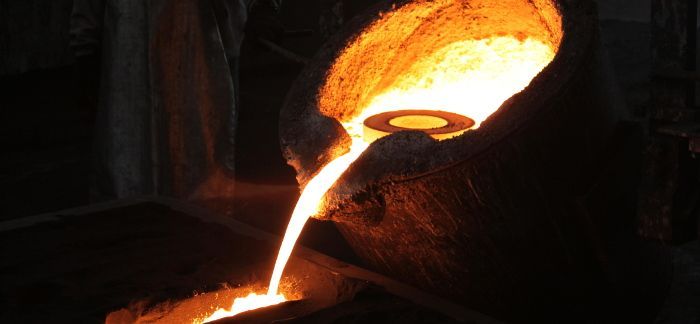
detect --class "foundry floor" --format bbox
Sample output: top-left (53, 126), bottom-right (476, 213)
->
top-left (0, 199), bottom-right (473, 323)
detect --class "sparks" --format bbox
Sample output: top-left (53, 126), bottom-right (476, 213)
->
top-left (202, 293), bottom-right (286, 322)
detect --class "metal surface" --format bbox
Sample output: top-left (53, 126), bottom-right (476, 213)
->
top-left (685, 0), bottom-right (697, 107)
top-left (256, 37), bottom-right (309, 65)
top-left (657, 122), bottom-right (700, 153)
top-left (642, 0), bottom-right (700, 242)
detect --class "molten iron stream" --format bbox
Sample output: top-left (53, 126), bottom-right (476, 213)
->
top-left (202, 142), bottom-right (367, 323)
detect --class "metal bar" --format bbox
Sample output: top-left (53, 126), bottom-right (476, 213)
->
top-left (283, 29), bottom-right (314, 38)
top-left (653, 69), bottom-right (700, 81)
top-left (255, 37), bottom-right (310, 65)
top-left (686, 0), bottom-right (698, 108)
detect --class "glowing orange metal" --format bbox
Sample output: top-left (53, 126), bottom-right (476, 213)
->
top-left (202, 2), bottom-right (557, 322)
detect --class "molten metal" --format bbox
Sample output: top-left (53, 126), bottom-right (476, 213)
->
top-left (201, 143), bottom-right (368, 323)
top-left (203, 293), bottom-right (286, 322)
top-left (363, 109), bottom-right (475, 142)
top-left (203, 2), bottom-right (558, 322)
top-left (335, 36), bottom-right (555, 143)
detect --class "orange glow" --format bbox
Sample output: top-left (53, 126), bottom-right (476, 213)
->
top-left (388, 115), bottom-right (449, 129)
top-left (203, 0), bottom-right (561, 321)
top-left (266, 140), bottom-right (369, 295)
top-left (339, 36), bottom-right (556, 143)
top-left (201, 142), bottom-right (368, 323)
top-left (202, 293), bottom-right (286, 322)
top-left (263, 35), bottom-right (555, 319)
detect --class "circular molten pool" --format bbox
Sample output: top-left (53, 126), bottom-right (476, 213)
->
top-left (363, 110), bottom-right (475, 142)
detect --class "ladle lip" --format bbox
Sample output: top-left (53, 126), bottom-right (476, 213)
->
top-left (363, 109), bottom-right (475, 142)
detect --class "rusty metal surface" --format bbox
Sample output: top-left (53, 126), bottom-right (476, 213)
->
top-left (149, 0), bottom-right (237, 202)
top-left (93, 0), bottom-right (152, 198)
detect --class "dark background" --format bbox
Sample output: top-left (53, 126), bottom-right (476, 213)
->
top-left (2, 1), bottom-right (700, 322)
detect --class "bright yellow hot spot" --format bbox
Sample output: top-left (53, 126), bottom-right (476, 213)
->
top-left (202, 293), bottom-right (286, 323)
top-left (388, 115), bottom-right (449, 129)
top-left (339, 37), bottom-right (555, 143)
